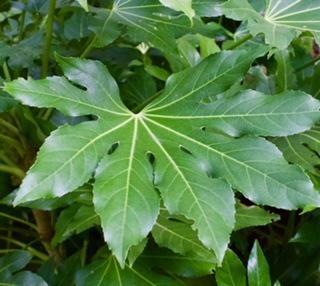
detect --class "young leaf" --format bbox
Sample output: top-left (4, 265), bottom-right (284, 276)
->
top-left (247, 241), bottom-right (271, 286)
top-left (222, 0), bottom-right (320, 49)
top-left (215, 250), bottom-right (246, 286)
top-left (5, 49), bottom-right (320, 267)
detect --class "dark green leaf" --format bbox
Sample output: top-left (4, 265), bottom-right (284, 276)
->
top-left (247, 241), bottom-right (271, 286)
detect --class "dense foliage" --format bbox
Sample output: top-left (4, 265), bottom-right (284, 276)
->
top-left (0, 0), bottom-right (320, 285)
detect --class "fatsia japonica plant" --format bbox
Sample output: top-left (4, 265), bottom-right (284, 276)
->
top-left (1, 0), bottom-right (320, 285)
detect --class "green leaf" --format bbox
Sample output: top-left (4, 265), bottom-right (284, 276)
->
top-left (64, 9), bottom-right (91, 40)
top-left (152, 89), bottom-right (320, 137)
top-left (247, 241), bottom-right (271, 286)
top-left (53, 204), bottom-right (99, 245)
top-left (12, 271), bottom-right (48, 286)
top-left (159, 0), bottom-right (195, 22)
top-left (222, 0), bottom-right (320, 49)
top-left (76, 0), bottom-right (88, 11)
top-left (120, 68), bottom-right (157, 110)
top-left (88, 11), bottom-right (121, 48)
top-left (111, 0), bottom-right (188, 55)
top-left (5, 49), bottom-right (320, 267)
top-left (0, 91), bottom-right (17, 112)
top-left (142, 247), bottom-right (214, 278)
top-left (76, 256), bottom-right (180, 286)
top-left (235, 202), bottom-right (280, 231)
top-left (272, 125), bottom-right (320, 176)
top-left (290, 210), bottom-right (320, 245)
top-left (145, 65), bottom-right (170, 81)
top-left (275, 49), bottom-right (297, 92)
top-left (215, 250), bottom-right (246, 286)
top-left (0, 251), bottom-right (32, 282)
top-left (127, 238), bottom-right (148, 267)
top-left (152, 209), bottom-right (216, 274)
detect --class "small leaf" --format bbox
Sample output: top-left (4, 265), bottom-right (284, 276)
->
top-left (247, 241), bottom-right (271, 286)
top-left (215, 250), bottom-right (246, 286)
top-left (235, 202), bottom-right (280, 231)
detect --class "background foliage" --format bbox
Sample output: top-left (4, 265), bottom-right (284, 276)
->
top-left (0, 0), bottom-right (320, 285)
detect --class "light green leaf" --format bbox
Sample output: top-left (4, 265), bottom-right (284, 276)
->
top-left (235, 202), bottom-right (280, 231)
top-left (248, 241), bottom-right (271, 286)
top-left (215, 250), bottom-right (246, 286)
top-left (159, 0), bottom-right (195, 22)
top-left (222, 0), bottom-right (320, 49)
top-left (5, 49), bottom-right (320, 267)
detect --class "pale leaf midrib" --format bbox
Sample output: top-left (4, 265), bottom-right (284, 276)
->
top-left (140, 118), bottom-right (221, 253)
top-left (7, 86), bottom-right (129, 116)
top-left (145, 117), bottom-right (318, 203)
top-left (16, 118), bottom-right (133, 203)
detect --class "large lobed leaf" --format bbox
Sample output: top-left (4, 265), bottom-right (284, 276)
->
top-left (222, 0), bottom-right (320, 49)
top-left (4, 48), bottom-right (320, 266)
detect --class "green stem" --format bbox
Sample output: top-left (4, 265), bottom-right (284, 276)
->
top-left (0, 212), bottom-right (37, 230)
top-left (2, 61), bottom-right (11, 81)
top-left (42, 107), bottom-right (54, 120)
top-left (81, 239), bottom-right (88, 266)
top-left (0, 236), bottom-right (49, 261)
top-left (0, 134), bottom-right (24, 157)
top-left (295, 56), bottom-right (320, 72)
top-left (41, 0), bottom-right (57, 78)
top-left (0, 164), bottom-right (25, 179)
top-left (0, 118), bottom-right (20, 137)
top-left (227, 34), bottom-right (253, 50)
top-left (0, 152), bottom-right (16, 166)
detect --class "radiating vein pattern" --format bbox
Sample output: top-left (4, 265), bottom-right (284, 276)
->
top-left (222, 0), bottom-right (320, 48)
top-left (4, 51), bottom-right (320, 267)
